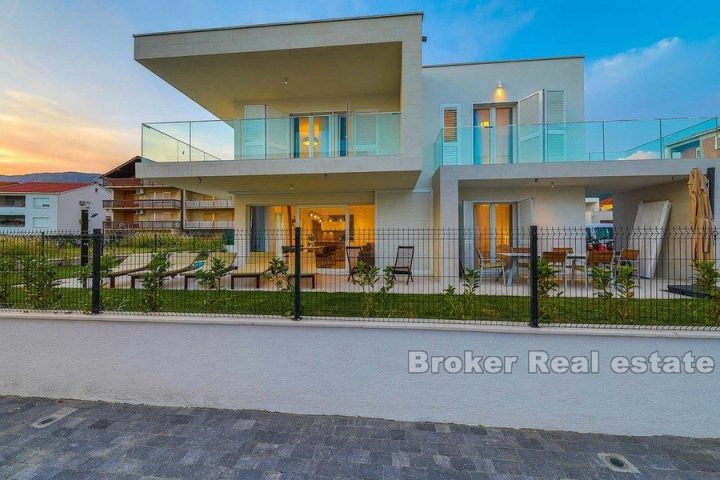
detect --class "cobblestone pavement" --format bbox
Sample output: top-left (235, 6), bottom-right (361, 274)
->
top-left (1, 396), bottom-right (719, 480)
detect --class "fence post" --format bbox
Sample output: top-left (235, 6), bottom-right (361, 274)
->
top-left (293, 226), bottom-right (302, 321)
top-left (91, 228), bottom-right (103, 314)
top-left (529, 225), bottom-right (539, 328)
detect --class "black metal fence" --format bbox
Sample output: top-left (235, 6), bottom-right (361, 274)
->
top-left (0, 226), bottom-right (718, 329)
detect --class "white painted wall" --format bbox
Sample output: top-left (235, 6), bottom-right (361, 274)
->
top-left (420, 57), bottom-right (585, 189)
top-left (57, 185), bottom-right (111, 231)
top-left (1, 314), bottom-right (718, 438)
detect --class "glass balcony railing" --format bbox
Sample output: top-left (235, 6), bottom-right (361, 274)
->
top-left (434, 116), bottom-right (720, 168)
top-left (142, 112), bottom-right (401, 162)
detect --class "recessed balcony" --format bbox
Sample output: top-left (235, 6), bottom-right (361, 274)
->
top-left (185, 200), bottom-right (233, 209)
top-left (142, 113), bottom-right (401, 162)
top-left (435, 116), bottom-right (720, 168)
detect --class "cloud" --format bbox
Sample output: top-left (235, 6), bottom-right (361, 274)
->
top-left (586, 36), bottom-right (720, 119)
top-left (0, 89), bottom-right (134, 175)
top-left (618, 150), bottom-right (660, 161)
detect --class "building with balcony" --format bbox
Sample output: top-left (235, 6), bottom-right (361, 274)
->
top-left (102, 157), bottom-right (235, 232)
top-left (0, 182), bottom-right (109, 233)
top-left (132, 12), bottom-right (720, 276)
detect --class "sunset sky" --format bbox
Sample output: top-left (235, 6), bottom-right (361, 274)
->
top-left (1, 0), bottom-right (719, 175)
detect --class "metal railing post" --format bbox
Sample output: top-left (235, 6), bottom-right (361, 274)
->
top-left (293, 226), bottom-right (302, 321)
top-left (529, 225), bottom-right (539, 328)
top-left (91, 228), bottom-right (103, 314)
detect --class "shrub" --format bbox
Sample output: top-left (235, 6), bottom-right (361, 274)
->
top-left (262, 257), bottom-right (293, 317)
top-left (195, 257), bottom-right (228, 309)
top-left (140, 254), bottom-right (170, 312)
top-left (693, 260), bottom-right (720, 325)
top-left (537, 258), bottom-right (563, 320)
top-left (21, 256), bottom-right (61, 309)
top-left (0, 257), bottom-right (16, 307)
top-left (352, 261), bottom-right (396, 317)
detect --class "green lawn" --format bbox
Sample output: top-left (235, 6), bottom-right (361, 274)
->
top-left (2, 288), bottom-right (718, 327)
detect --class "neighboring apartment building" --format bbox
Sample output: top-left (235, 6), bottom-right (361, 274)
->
top-left (131, 12), bottom-right (720, 276)
top-left (0, 182), bottom-right (109, 232)
top-left (102, 157), bottom-right (234, 232)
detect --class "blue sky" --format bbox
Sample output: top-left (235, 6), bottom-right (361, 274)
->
top-left (0, 0), bottom-right (719, 173)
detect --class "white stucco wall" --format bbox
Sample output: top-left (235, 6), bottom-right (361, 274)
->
top-left (420, 57), bottom-right (585, 190)
top-left (1, 313), bottom-right (718, 438)
top-left (57, 185), bottom-right (111, 232)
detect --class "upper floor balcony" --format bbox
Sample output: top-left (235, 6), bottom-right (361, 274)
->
top-left (434, 116), bottom-right (720, 168)
top-left (185, 199), bottom-right (234, 209)
top-left (103, 177), bottom-right (168, 188)
top-left (142, 112), bottom-right (401, 162)
top-left (103, 199), bottom-right (182, 210)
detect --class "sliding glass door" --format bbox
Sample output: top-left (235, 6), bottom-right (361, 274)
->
top-left (473, 106), bottom-right (514, 164)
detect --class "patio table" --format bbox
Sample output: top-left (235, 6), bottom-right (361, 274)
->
top-left (498, 252), bottom-right (586, 286)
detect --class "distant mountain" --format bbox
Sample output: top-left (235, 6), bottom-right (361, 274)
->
top-left (0, 172), bottom-right (101, 184)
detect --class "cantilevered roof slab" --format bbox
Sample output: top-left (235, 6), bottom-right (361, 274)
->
top-left (134, 13), bottom-right (421, 119)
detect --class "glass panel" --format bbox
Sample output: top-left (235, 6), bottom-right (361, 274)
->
top-left (300, 207), bottom-right (346, 269)
top-left (474, 204), bottom-right (491, 258)
top-left (314, 116), bottom-right (330, 158)
top-left (473, 109), bottom-right (491, 164)
top-left (495, 108), bottom-right (513, 164)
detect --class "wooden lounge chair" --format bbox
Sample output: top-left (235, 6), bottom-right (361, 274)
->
top-left (130, 252), bottom-right (199, 289)
top-left (108, 253), bottom-right (154, 288)
top-left (183, 252), bottom-right (237, 290)
top-left (390, 246), bottom-right (414, 284)
top-left (286, 252), bottom-right (318, 289)
top-left (230, 252), bottom-right (273, 289)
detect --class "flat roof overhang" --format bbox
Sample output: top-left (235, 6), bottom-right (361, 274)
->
top-left (437, 158), bottom-right (720, 193)
top-left (134, 15), bottom-right (417, 119)
top-left (136, 156), bottom-right (421, 196)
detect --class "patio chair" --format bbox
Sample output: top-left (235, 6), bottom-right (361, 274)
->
top-left (108, 253), bottom-right (154, 288)
top-left (346, 246), bottom-right (362, 282)
top-left (613, 248), bottom-right (640, 280)
top-left (475, 248), bottom-right (504, 281)
top-left (390, 246), bottom-right (414, 284)
top-left (130, 252), bottom-right (199, 289)
top-left (571, 250), bottom-right (614, 286)
top-left (553, 246), bottom-right (575, 270)
top-left (230, 252), bottom-right (273, 289)
top-left (512, 247), bottom-right (530, 281)
top-left (183, 252), bottom-right (237, 290)
top-left (286, 252), bottom-right (318, 289)
top-left (541, 250), bottom-right (568, 289)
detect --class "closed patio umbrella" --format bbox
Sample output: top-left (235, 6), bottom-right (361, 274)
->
top-left (688, 168), bottom-right (716, 261)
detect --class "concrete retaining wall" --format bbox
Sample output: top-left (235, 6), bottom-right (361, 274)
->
top-left (0, 313), bottom-right (718, 437)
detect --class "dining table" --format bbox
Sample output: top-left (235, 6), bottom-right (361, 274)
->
top-left (498, 252), bottom-right (586, 286)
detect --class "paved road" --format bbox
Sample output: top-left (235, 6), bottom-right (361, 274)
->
top-left (0, 396), bottom-right (718, 479)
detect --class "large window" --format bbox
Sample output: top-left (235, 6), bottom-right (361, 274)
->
top-left (0, 215), bottom-right (25, 227)
top-left (0, 196), bottom-right (25, 208)
top-left (474, 105), bottom-right (514, 164)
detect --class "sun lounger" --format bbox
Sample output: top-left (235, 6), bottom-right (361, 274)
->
top-left (286, 252), bottom-right (318, 289)
top-left (130, 252), bottom-right (199, 289)
top-left (108, 253), bottom-right (154, 288)
top-left (183, 252), bottom-right (237, 289)
top-left (230, 252), bottom-right (273, 289)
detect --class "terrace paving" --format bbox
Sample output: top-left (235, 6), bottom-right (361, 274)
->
top-left (1, 396), bottom-right (719, 479)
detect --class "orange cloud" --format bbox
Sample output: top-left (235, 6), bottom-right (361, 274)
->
top-left (0, 89), bottom-right (136, 175)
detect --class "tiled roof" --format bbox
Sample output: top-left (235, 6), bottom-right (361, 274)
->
top-left (0, 182), bottom-right (94, 194)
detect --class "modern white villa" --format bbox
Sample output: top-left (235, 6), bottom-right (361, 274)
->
top-left (133, 12), bottom-right (720, 278)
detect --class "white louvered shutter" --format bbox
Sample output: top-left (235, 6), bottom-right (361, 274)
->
top-left (442, 105), bottom-right (459, 165)
top-left (517, 92), bottom-right (543, 163)
top-left (544, 90), bottom-right (566, 161)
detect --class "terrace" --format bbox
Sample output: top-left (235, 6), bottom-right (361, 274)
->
top-left (434, 116), bottom-right (720, 167)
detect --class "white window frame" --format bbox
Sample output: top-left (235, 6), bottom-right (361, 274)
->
top-left (33, 197), bottom-right (51, 209)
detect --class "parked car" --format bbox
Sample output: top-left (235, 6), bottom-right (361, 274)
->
top-left (586, 223), bottom-right (614, 251)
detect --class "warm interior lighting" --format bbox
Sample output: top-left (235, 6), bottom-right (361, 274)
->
top-left (302, 137), bottom-right (319, 147)
top-left (480, 120), bottom-right (491, 128)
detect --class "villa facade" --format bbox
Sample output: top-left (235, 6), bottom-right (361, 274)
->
top-left (133, 12), bottom-right (720, 277)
